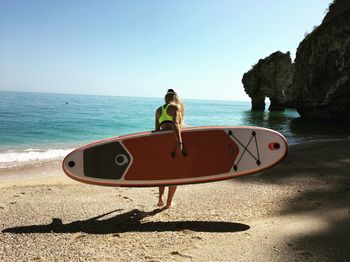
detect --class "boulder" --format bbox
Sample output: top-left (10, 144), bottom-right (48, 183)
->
top-left (242, 51), bottom-right (293, 111)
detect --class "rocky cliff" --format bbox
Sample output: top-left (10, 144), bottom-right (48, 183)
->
top-left (293, 0), bottom-right (350, 119)
top-left (242, 0), bottom-right (350, 119)
top-left (242, 51), bottom-right (292, 111)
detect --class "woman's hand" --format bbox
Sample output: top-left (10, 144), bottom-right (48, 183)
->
top-left (176, 142), bottom-right (183, 153)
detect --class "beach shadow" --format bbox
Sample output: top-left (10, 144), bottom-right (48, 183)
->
top-left (234, 139), bottom-right (350, 260)
top-left (2, 208), bottom-right (250, 234)
top-left (289, 117), bottom-right (350, 139)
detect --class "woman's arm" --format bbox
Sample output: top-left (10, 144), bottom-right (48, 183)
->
top-left (170, 105), bottom-right (183, 150)
top-left (155, 108), bottom-right (160, 131)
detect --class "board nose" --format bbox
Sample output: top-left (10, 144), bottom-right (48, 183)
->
top-left (62, 148), bottom-right (85, 180)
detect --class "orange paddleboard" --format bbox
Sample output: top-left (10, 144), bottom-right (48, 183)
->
top-left (62, 126), bottom-right (288, 187)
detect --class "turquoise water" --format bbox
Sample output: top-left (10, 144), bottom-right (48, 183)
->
top-left (1, 91), bottom-right (349, 168)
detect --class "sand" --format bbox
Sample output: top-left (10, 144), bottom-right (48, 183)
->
top-left (1, 139), bottom-right (350, 261)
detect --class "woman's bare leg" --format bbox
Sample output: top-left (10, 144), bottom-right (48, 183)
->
top-left (157, 186), bottom-right (165, 206)
top-left (165, 186), bottom-right (177, 208)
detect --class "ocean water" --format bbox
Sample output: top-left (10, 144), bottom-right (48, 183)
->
top-left (1, 91), bottom-right (350, 169)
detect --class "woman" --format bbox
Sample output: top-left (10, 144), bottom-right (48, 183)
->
top-left (155, 89), bottom-right (185, 208)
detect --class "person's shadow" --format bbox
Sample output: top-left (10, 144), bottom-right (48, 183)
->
top-left (2, 208), bottom-right (250, 234)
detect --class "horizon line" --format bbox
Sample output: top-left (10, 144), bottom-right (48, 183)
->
top-left (0, 90), bottom-right (251, 103)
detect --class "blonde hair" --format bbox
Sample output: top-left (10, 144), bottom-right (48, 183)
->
top-left (165, 90), bottom-right (185, 127)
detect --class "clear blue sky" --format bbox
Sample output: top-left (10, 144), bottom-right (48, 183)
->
top-left (0, 0), bottom-right (331, 101)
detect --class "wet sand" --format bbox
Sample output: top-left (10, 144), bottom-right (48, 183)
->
top-left (1, 139), bottom-right (350, 261)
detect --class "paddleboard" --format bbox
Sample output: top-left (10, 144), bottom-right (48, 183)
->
top-left (62, 126), bottom-right (288, 187)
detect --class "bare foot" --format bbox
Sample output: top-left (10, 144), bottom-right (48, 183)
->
top-left (165, 201), bottom-right (175, 209)
top-left (157, 199), bottom-right (165, 207)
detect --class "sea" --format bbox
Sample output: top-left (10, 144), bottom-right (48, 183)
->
top-left (1, 91), bottom-right (350, 170)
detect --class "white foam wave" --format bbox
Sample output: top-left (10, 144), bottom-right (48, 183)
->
top-left (0, 148), bottom-right (73, 169)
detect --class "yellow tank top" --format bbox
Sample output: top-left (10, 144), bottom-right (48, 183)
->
top-left (159, 104), bottom-right (173, 125)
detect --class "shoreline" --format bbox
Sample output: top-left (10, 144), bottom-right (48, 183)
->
top-left (1, 139), bottom-right (350, 261)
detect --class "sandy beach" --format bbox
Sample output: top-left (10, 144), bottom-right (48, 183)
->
top-left (1, 139), bottom-right (350, 261)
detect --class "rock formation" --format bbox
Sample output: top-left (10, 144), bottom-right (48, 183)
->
top-left (293, 0), bottom-right (350, 119)
top-left (242, 51), bottom-right (292, 111)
